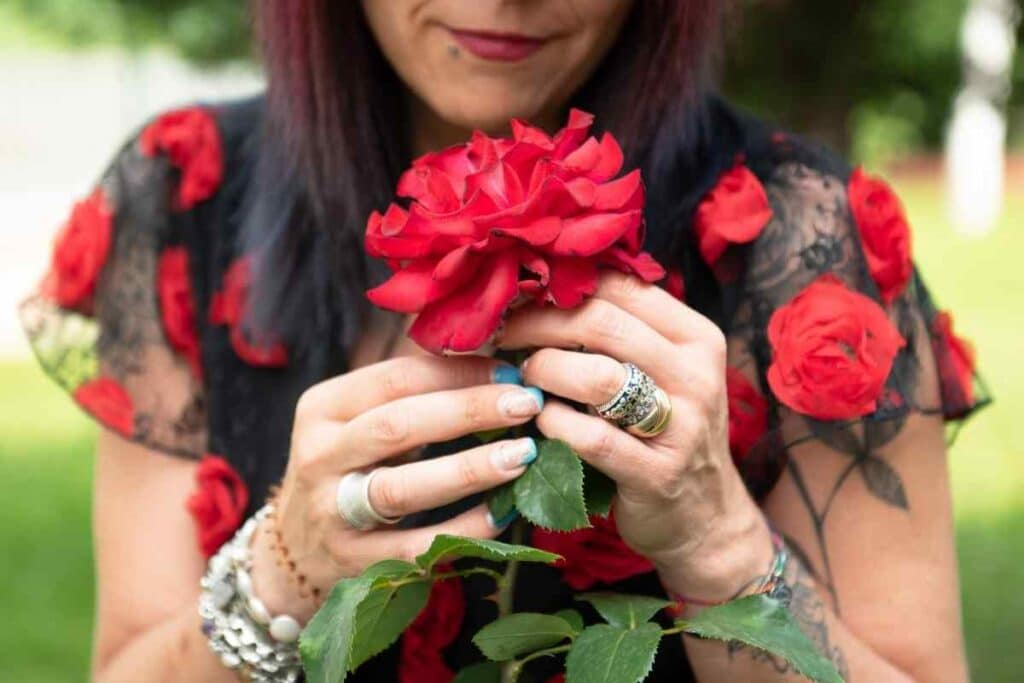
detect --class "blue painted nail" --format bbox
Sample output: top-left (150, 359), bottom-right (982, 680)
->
top-left (521, 437), bottom-right (538, 466)
top-left (524, 386), bottom-right (545, 411)
top-left (494, 509), bottom-right (520, 529)
top-left (492, 363), bottom-right (523, 385)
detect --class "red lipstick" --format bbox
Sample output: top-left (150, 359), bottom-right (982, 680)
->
top-left (447, 28), bottom-right (547, 62)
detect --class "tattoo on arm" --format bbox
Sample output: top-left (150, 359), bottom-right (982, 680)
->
top-left (726, 557), bottom-right (850, 681)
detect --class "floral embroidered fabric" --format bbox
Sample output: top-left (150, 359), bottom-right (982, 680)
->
top-left (20, 96), bottom-right (988, 682)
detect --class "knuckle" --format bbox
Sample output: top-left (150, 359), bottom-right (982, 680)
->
top-left (592, 358), bottom-right (626, 400)
top-left (294, 386), bottom-right (322, 423)
top-left (607, 271), bottom-right (641, 298)
top-left (462, 391), bottom-right (489, 428)
top-left (371, 472), bottom-right (405, 516)
top-left (584, 427), bottom-right (618, 461)
top-left (584, 300), bottom-right (628, 343)
top-left (380, 361), bottom-right (415, 401)
top-left (454, 450), bottom-right (484, 489)
top-left (369, 405), bottom-right (410, 444)
top-left (703, 326), bottom-right (728, 364)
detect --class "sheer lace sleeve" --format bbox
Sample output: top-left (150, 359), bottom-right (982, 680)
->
top-left (19, 117), bottom-right (216, 459)
top-left (717, 158), bottom-right (989, 500)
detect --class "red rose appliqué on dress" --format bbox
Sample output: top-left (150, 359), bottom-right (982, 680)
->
top-left (45, 187), bottom-right (114, 312)
top-left (73, 376), bottom-right (134, 438)
top-left (209, 257), bottom-right (288, 367)
top-left (399, 569), bottom-right (465, 683)
top-left (365, 109), bottom-right (665, 354)
top-left (186, 455), bottom-right (249, 558)
top-left (531, 514), bottom-right (653, 591)
top-left (157, 247), bottom-right (203, 379)
top-left (931, 310), bottom-right (977, 418)
top-left (140, 107), bottom-right (224, 211)
top-left (726, 367), bottom-right (768, 463)
top-left (694, 163), bottom-right (773, 267)
top-left (766, 275), bottom-right (906, 421)
top-left (848, 168), bottom-right (913, 303)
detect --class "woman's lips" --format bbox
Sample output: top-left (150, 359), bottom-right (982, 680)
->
top-left (447, 28), bottom-right (547, 62)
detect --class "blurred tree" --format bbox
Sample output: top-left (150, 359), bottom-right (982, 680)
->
top-left (6, 0), bottom-right (1023, 159)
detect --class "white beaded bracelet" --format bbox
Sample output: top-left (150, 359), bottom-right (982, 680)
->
top-left (199, 504), bottom-right (303, 682)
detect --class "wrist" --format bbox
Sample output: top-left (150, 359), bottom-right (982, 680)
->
top-left (249, 517), bottom-right (320, 624)
top-left (652, 497), bottom-right (773, 607)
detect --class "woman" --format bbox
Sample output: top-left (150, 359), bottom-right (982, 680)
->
top-left (22, 1), bottom-right (986, 681)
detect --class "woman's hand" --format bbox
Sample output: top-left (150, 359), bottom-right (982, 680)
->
top-left (499, 272), bottom-right (772, 599)
top-left (249, 355), bottom-right (544, 621)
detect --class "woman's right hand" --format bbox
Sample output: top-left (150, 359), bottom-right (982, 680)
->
top-left (249, 355), bottom-right (543, 622)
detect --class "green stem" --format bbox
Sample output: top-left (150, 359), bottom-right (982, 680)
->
top-left (499, 520), bottom-right (525, 683)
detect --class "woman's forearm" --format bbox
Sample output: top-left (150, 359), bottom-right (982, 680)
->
top-left (679, 555), bottom-right (917, 683)
top-left (93, 603), bottom-right (237, 683)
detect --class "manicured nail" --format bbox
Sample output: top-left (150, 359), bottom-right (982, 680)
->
top-left (498, 388), bottom-right (543, 418)
top-left (491, 438), bottom-right (537, 471)
top-left (487, 509), bottom-right (520, 529)
top-left (525, 386), bottom-right (544, 411)
top-left (492, 363), bottom-right (523, 386)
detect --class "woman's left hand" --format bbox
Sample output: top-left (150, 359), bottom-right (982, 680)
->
top-left (498, 272), bottom-right (771, 598)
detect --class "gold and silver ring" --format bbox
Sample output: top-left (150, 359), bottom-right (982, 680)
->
top-left (594, 363), bottom-right (672, 439)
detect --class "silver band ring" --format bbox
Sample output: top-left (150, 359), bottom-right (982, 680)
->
top-left (335, 469), bottom-right (403, 531)
top-left (594, 362), bottom-right (672, 438)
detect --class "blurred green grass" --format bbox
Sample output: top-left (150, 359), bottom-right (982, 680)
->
top-left (0, 180), bottom-right (1021, 681)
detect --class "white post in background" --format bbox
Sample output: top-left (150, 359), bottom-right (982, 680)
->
top-left (946, 0), bottom-right (1020, 236)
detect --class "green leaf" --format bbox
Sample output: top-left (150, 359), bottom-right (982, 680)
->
top-left (578, 593), bottom-right (672, 629)
top-left (415, 534), bottom-right (560, 572)
top-left (473, 613), bottom-right (577, 661)
top-left (565, 623), bottom-right (661, 683)
top-left (583, 462), bottom-right (616, 517)
top-left (487, 480), bottom-right (517, 523)
top-left (554, 608), bottom-right (585, 634)
top-left (514, 439), bottom-right (589, 531)
top-left (349, 579), bottom-right (430, 668)
top-left (452, 661), bottom-right (502, 683)
top-left (300, 560), bottom-right (420, 683)
top-left (681, 595), bottom-right (844, 683)
top-left (475, 427), bottom-right (510, 444)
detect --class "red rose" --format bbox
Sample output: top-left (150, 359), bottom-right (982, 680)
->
top-left (726, 367), bottom-right (768, 463)
top-left (766, 275), bottom-right (906, 420)
top-left (848, 168), bottom-right (913, 303)
top-left (662, 268), bottom-right (686, 302)
top-left (365, 109), bottom-right (665, 354)
top-left (546, 675), bottom-right (566, 683)
top-left (694, 163), bottom-right (773, 266)
top-left (186, 455), bottom-right (249, 558)
top-left (73, 376), bottom-right (134, 437)
top-left (531, 514), bottom-right (653, 590)
top-left (140, 107), bottom-right (224, 211)
top-left (45, 188), bottom-right (114, 312)
top-left (399, 570), bottom-right (465, 683)
top-left (157, 247), bottom-right (203, 379)
top-left (931, 311), bottom-right (977, 418)
top-left (209, 258), bottom-right (288, 367)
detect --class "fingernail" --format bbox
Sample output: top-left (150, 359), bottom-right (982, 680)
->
top-left (491, 438), bottom-right (537, 471)
top-left (525, 386), bottom-right (544, 411)
top-left (487, 509), bottom-right (520, 529)
top-left (492, 363), bottom-right (523, 385)
top-left (498, 388), bottom-right (543, 418)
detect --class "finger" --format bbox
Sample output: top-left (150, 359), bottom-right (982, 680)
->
top-left (297, 355), bottom-right (522, 422)
top-left (498, 299), bottom-right (680, 386)
top-left (535, 400), bottom-right (661, 491)
top-left (357, 504), bottom-right (505, 564)
top-left (592, 271), bottom-right (720, 345)
top-left (522, 348), bottom-right (628, 407)
top-left (366, 438), bottom-right (537, 518)
top-left (341, 384), bottom-right (545, 467)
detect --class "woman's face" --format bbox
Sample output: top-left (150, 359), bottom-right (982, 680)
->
top-left (361, 0), bottom-right (634, 135)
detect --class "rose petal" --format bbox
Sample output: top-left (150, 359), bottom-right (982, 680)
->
top-left (409, 252), bottom-right (520, 353)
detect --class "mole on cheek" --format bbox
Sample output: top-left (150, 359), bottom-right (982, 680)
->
top-left (448, 44), bottom-right (460, 58)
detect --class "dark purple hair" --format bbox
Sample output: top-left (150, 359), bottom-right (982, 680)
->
top-left (246, 1), bottom-right (735, 352)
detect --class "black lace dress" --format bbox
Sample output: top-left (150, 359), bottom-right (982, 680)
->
top-left (21, 95), bottom-right (988, 682)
